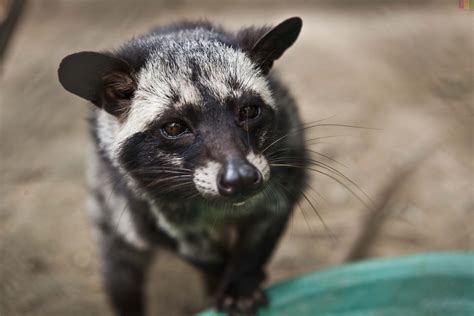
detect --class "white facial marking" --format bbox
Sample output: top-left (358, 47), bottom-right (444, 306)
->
top-left (115, 65), bottom-right (202, 147)
top-left (168, 155), bottom-right (184, 167)
top-left (247, 151), bottom-right (271, 182)
top-left (193, 161), bottom-right (221, 197)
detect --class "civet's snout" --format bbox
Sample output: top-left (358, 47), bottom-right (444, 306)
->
top-left (217, 158), bottom-right (263, 198)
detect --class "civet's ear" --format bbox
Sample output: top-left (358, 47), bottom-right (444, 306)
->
top-left (250, 17), bottom-right (302, 74)
top-left (58, 51), bottom-right (136, 118)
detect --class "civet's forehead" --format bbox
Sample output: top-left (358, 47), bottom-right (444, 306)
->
top-left (116, 28), bottom-right (274, 144)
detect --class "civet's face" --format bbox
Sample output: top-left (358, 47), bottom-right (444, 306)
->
top-left (58, 18), bottom-right (302, 205)
top-left (118, 48), bottom-right (274, 203)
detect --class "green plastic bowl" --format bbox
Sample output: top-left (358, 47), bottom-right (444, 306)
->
top-left (199, 252), bottom-right (474, 316)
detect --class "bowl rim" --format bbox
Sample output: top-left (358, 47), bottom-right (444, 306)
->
top-left (198, 251), bottom-right (474, 315)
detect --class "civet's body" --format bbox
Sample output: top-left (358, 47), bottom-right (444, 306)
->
top-left (59, 18), bottom-right (307, 315)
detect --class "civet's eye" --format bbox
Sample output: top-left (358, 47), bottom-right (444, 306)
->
top-left (238, 105), bottom-right (261, 122)
top-left (160, 122), bottom-right (189, 138)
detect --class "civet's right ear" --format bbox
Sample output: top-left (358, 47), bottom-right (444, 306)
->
top-left (250, 17), bottom-right (303, 74)
top-left (58, 51), bottom-right (136, 118)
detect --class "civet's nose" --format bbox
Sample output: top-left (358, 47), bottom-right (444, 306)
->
top-left (218, 159), bottom-right (263, 197)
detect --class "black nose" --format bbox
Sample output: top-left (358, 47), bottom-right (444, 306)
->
top-left (218, 160), bottom-right (263, 197)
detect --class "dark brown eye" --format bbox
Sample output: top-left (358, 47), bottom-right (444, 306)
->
top-left (160, 122), bottom-right (189, 138)
top-left (239, 105), bottom-right (261, 122)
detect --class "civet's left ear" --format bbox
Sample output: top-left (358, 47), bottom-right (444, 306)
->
top-left (250, 17), bottom-right (302, 74)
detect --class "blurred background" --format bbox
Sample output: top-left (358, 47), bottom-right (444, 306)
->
top-left (0, 0), bottom-right (472, 315)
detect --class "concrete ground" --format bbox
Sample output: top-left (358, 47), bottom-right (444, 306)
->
top-left (0, 1), bottom-right (472, 315)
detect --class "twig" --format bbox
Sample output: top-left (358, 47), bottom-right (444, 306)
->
top-left (0, 0), bottom-right (27, 65)
top-left (343, 144), bottom-right (436, 262)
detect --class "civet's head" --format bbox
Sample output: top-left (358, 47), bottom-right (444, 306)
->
top-left (59, 17), bottom-right (302, 205)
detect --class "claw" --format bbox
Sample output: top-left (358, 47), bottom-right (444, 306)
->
top-left (217, 288), bottom-right (268, 315)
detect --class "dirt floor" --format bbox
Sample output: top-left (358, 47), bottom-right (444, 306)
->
top-left (0, 1), bottom-right (472, 315)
